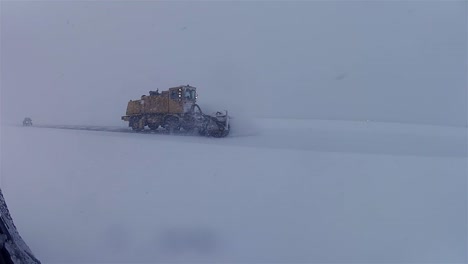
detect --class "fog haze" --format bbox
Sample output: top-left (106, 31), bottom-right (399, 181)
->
top-left (1, 2), bottom-right (467, 263)
top-left (1, 1), bottom-right (466, 126)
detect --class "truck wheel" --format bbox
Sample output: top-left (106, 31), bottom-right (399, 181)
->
top-left (130, 117), bottom-right (143, 131)
top-left (164, 116), bottom-right (180, 134)
top-left (181, 125), bottom-right (195, 133)
top-left (198, 129), bottom-right (206, 136)
top-left (131, 123), bottom-right (143, 131)
top-left (148, 123), bottom-right (159, 130)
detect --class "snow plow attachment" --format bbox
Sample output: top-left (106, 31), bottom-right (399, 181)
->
top-left (191, 105), bottom-right (230, 138)
top-left (202, 111), bottom-right (230, 138)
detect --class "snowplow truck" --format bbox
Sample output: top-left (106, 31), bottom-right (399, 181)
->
top-left (121, 85), bottom-right (230, 137)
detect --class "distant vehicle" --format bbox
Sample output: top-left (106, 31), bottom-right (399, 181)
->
top-left (23, 117), bottom-right (33, 126)
top-left (121, 85), bottom-right (230, 137)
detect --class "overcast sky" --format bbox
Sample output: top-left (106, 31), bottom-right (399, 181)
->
top-left (1, 1), bottom-right (466, 126)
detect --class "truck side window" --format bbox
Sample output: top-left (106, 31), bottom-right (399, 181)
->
top-left (171, 90), bottom-right (178, 99)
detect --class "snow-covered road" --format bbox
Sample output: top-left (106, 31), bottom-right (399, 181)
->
top-left (1, 119), bottom-right (466, 263)
top-left (27, 118), bottom-right (467, 157)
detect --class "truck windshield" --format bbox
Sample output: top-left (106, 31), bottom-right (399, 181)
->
top-left (185, 89), bottom-right (195, 100)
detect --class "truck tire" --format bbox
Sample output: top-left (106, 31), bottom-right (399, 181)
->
top-left (130, 117), bottom-right (143, 131)
top-left (148, 123), bottom-right (159, 130)
top-left (163, 116), bottom-right (181, 134)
